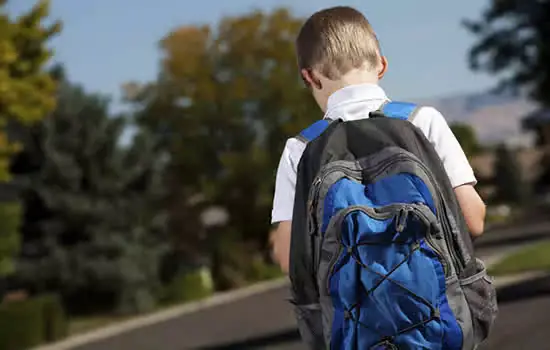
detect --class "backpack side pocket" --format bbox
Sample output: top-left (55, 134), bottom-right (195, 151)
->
top-left (292, 302), bottom-right (325, 350)
top-left (460, 258), bottom-right (498, 344)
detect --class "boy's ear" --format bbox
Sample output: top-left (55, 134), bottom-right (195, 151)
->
top-left (378, 56), bottom-right (388, 80)
top-left (301, 68), bottom-right (322, 90)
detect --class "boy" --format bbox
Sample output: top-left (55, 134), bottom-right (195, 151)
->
top-left (270, 6), bottom-right (486, 274)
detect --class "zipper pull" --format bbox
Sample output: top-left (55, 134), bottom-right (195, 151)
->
top-left (312, 177), bottom-right (322, 187)
top-left (308, 216), bottom-right (316, 235)
top-left (396, 208), bottom-right (409, 232)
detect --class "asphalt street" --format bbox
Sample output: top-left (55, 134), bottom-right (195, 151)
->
top-left (71, 222), bottom-right (550, 350)
top-left (73, 278), bottom-right (550, 350)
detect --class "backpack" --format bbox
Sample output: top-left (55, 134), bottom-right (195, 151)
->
top-left (288, 101), bottom-right (498, 350)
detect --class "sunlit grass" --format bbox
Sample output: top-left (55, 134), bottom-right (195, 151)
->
top-left (489, 241), bottom-right (550, 276)
top-left (68, 315), bottom-right (130, 335)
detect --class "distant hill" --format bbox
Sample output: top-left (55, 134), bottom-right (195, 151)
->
top-left (412, 91), bottom-right (540, 147)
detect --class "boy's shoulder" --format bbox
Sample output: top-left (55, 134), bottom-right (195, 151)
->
top-left (409, 105), bottom-right (452, 136)
top-left (379, 100), bottom-right (447, 125)
top-left (279, 136), bottom-right (307, 173)
top-left (291, 104), bottom-right (449, 138)
top-left (281, 105), bottom-right (452, 169)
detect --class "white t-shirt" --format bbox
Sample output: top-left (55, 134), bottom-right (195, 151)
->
top-left (271, 83), bottom-right (477, 224)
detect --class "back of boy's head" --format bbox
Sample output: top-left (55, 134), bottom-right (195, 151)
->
top-left (296, 6), bottom-right (381, 80)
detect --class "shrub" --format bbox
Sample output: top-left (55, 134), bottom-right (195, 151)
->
top-left (39, 294), bottom-right (68, 342)
top-left (160, 268), bottom-right (213, 305)
top-left (0, 294), bottom-right (67, 350)
top-left (0, 298), bottom-right (44, 350)
top-left (246, 256), bottom-right (283, 282)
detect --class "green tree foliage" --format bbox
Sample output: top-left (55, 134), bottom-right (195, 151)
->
top-left (125, 9), bottom-right (319, 286)
top-left (17, 74), bottom-right (168, 315)
top-left (0, 0), bottom-right (61, 179)
top-left (493, 144), bottom-right (527, 204)
top-left (0, 0), bottom-right (60, 278)
top-left (534, 151), bottom-right (550, 193)
top-left (464, 0), bottom-right (550, 105)
top-left (450, 123), bottom-right (481, 158)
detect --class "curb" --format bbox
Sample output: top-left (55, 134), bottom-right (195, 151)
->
top-left (32, 277), bottom-right (289, 350)
top-left (492, 271), bottom-right (550, 289)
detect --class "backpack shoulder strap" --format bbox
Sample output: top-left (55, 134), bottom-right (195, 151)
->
top-left (295, 119), bottom-right (332, 144)
top-left (374, 101), bottom-right (422, 122)
top-left (296, 101), bottom-right (421, 144)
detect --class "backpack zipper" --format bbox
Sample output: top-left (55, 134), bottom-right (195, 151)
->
top-left (363, 155), bottom-right (465, 274)
top-left (409, 205), bottom-right (448, 277)
top-left (307, 164), bottom-right (361, 236)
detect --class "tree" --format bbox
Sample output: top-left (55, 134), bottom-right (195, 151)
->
top-left (16, 75), bottom-right (168, 314)
top-left (493, 144), bottom-right (527, 204)
top-left (450, 123), bottom-right (481, 158)
top-left (126, 9), bottom-right (319, 287)
top-left (464, 0), bottom-right (550, 105)
top-left (534, 152), bottom-right (550, 194)
top-left (0, 0), bottom-right (60, 278)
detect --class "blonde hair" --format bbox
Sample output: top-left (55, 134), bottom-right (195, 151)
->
top-left (296, 6), bottom-right (381, 80)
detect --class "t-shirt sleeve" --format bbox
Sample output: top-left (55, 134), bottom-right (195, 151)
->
top-left (271, 142), bottom-right (298, 223)
top-left (413, 107), bottom-right (477, 188)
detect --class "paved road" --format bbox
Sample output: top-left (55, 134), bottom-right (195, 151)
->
top-left (256, 295), bottom-right (550, 350)
top-left (74, 286), bottom-right (297, 350)
top-left (200, 276), bottom-right (550, 350)
top-left (478, 296), bottom-right (550, 350)
top-left (70, 223), bottom-right (550, 350)
top-left (73, 278), bottom-right (550, 350)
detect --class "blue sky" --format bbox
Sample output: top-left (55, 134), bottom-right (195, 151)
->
top-left (7, 0), bottom-right (496, 106)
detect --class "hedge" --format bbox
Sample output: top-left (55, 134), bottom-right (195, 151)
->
top-left (40, 294), bottom-right (68, 342)
top-left (0, 294), bottom-right (67, 350)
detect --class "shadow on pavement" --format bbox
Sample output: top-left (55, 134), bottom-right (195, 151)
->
top-left (496, 274), bottom-right (550, 305)
top-left (200, 275), bottom-right (550, 349)
top-left (198, 329), bottom-right (301, 349)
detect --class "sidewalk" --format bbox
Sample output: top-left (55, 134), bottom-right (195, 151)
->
top-left (35, 260), bottom-right (547, 350)
top-left (33, 278), bottom-right (291, 350)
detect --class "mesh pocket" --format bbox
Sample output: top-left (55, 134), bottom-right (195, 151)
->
top-left (293, 303), bottom-right (325, 349)
top-left (460, 258), bottom-right (498, 344)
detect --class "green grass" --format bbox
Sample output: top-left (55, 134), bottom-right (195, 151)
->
top-left (485, 212), bottom-right (510, 225)
top-left (489, 241), bottom-right (550, 276)
top-left (68, 315), bottom-right (130, 335)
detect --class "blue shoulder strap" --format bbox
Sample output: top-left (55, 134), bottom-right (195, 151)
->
top-left (296, 101), bottom-right (420, 144)
top-left (296, 119), bottom-right (331, 144)
top-left (378, 101), bottom-right (420, 121)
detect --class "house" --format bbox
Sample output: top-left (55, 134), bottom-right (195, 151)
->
top-left (469, 148), bottom-right (544, 201)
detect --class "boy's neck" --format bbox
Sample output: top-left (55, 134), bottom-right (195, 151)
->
top-left (319, 68), bottom-right (380, 111)
top-left (326, 68), bottom-right (378, 90)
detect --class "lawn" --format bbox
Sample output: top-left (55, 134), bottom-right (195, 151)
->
top-left (69, 315), bottom-right (131, 335)
top-left (489, 240), bottom-right (550, 276)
